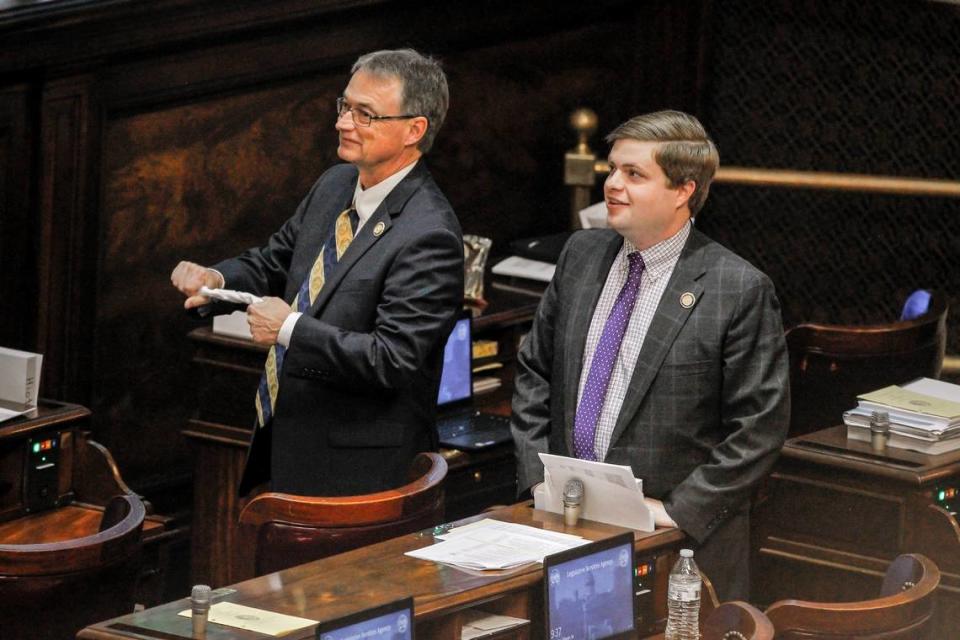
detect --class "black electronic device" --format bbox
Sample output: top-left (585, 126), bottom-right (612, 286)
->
top-left (23, 431), bottom-right (61, 512)
top-left (934, 483), bottom-right (960, 517)
top-left (543, 532), bottom-right (636, 640)
top-left (632, 553), bottom-right (659, 636)
top-left (315, 596), bottom-right (414, 640)
top-left (436, 313), bottom-right (512, 452)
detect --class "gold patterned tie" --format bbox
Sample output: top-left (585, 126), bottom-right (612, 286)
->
top-left (255, 207), bottom-right (359, 427)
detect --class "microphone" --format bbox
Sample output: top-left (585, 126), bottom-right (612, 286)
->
top-left (190, 584), bottom-right (212, 638)
top-left (562, 478), bottom-right (584, 526)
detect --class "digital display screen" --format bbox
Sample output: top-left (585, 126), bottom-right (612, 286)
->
top-left (545, 534), bottom-right (635, 640)
top-left (315, 599), bottom-right (413, 640)
top-left (437, 315), bottom-right (472, 406)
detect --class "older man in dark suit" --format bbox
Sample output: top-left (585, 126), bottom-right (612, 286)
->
top-left (171, 49), bottom-right (463, 497)
top-left (511, 110), bottom-right (789, 600)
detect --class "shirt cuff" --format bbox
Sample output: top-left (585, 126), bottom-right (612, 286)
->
top-left (207, 268), bottom-right (226, 288)
top-left (278, 312), bottom-right (302, 348)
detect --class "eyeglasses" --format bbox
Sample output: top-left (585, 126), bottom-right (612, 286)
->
top-left (336, 97), bottom-right (422, 127)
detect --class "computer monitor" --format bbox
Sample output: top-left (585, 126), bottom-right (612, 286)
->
top-left (436, 313), bottom-right (472, 407)
top-left (314, 597), bottom-right (414, 640)
top-left (543, 532), bottom-right (636, 640)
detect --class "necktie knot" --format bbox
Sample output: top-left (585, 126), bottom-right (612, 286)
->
top-left (627, 252), bottom-right (645, 274)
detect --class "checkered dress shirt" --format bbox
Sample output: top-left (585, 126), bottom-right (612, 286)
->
top-left (577, 222), bottom-right (691, 459)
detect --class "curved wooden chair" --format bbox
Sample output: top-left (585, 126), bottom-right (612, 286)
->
top-left (0, 493), bottom-right (146, 640)
top-left (785, 294), bottom-right (947, 437)
top-left (703, 601), bottom-right (775, 640)
top-left (239, 452), bottom-right (447, 576)
top-left (764, 553), bottom-right (940, 639)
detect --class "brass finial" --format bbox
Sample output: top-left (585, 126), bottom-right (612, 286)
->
top-left (569, 108), bottom-right (598, 155)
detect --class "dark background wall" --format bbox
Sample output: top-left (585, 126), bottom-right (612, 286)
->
top-left (1, 0), bottom-right (957, 505)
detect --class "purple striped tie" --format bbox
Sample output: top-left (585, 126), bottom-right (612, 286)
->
top-left (573, 252), bottom-right (645, 460)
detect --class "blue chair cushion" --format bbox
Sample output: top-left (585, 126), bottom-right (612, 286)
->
top-left (900, 289), bottom-right (932, 321)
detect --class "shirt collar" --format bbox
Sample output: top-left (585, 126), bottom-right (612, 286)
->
top-left (352, 160), bottom-right (419, 231)
top-left (623, 221), bottom-right (691, 279)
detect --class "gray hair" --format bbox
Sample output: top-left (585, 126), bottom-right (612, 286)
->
top-left (605, 110), bottom-right (719, 216)
top-left (352, 49), bottom-right (449, 153)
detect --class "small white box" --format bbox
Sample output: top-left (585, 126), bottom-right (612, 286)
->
top-left (0, 347), bottom-right (43, 407)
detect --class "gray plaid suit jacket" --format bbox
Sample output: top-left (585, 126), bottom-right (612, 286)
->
top-left (510, 227), bottom-right (789, 600)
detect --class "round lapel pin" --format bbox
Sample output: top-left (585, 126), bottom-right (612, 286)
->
top-left (373, 221), bottom-right (386, 237)
top-left (679, 292), bottom-right (696, 308)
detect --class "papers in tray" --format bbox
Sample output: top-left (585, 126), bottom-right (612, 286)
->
top-left (534, 453), bottom-right (654, 532)
top-left (460, 610), bottom-right (529, 639)
top-left (404, 519), bottom-right (588, 570)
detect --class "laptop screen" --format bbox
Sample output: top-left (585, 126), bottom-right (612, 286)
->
top-left (437, 314), bottom-right (472, 407)
top-left (314, 597), bottom-right (414, 640)
top-left (544, 532), bottom-right (636, 640)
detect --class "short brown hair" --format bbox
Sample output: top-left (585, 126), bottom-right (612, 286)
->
top-left (605, 110), bottom-right (719, 215)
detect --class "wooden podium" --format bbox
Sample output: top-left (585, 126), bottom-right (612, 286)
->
top-left (753, 425), bottom-right (960, 636)
top-left (184, 281), bottom-right (542, 587)
top-left (79, 503), bottom-right (686, 640)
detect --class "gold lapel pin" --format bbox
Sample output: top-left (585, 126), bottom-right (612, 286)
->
top-left (373, 221), bottom-right (386, 237)
top-left (680, 292), bottom-right (696, 308)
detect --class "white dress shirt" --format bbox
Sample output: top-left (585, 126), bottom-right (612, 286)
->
top-left (275, 160), bottom-right (419, 346)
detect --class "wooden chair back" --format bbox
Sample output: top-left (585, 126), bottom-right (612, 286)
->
top-left (239, 452), bottom-right (447, 576)
top-left (785, 294), bottom-right (947, 437)
top-left (764, 553), bottom-right (940, 639)
top-left (703, 601), bottom-right (775, 640)
top-left (0, 493), bottom-right (145, 640)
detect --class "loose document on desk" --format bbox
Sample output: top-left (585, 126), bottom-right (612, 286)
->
top-left (405, 519), bottom-right (588, 570)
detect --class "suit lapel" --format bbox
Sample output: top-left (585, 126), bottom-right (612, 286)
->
top-left (563, 232), bottom-right (622, 453)
top-left (605, 230), bottom-right (708, 452)
top-left (308, 162), bottom-right (428, 316)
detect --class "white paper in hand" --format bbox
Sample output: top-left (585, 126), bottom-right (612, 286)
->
top-left (199, 286), bottom-right (263, 306)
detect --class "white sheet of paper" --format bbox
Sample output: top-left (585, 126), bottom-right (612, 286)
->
top-left (0, 406), bottom-right (33, 424)
top-left (407, 519), bottom-right (587, 570)
top-left (199, 286), bottom-right (264, 306)
top-left (536, 453), bottom-right (654, 532)
top-left (177, 602), bottom-right (316, 636)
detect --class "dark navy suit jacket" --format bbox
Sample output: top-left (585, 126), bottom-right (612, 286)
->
top-left (215, 161), bottom-right (463, 497)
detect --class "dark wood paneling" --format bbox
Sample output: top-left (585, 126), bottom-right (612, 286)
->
top-left (3, 0), bottom-right (710, 500)
top-left (0, 84), bottom-right (34, 350)
top-left (37, 76), bottom-right (100, 403)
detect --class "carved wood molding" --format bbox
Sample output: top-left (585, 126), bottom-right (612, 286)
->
top-left (37, 75), bottom-right (99, 402)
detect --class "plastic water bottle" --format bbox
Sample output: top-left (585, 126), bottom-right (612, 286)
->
top-left (664, 548), bottom-right (701, 640)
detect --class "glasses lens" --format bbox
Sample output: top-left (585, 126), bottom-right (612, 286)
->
top-left (335, 98), bottom-right (372, 126)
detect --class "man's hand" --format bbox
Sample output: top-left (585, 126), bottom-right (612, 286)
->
top-left (644, 497), bottom-right (678, 528)
top-left (247, 297), bottom-right (292, 345)
top-left (171, 261), bottom-right (222, 309)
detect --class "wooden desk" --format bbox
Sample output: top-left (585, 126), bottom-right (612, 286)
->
top-left (0, 404), bottom-right (180, 606)
top-left (752, 425), bottom-right (960, 636)
top-left (80, 503), bottom-right (685, 640)
top-left (0, 400), bottom-right (90, 520)
top-left (184, 281), bottom-right (542, 587)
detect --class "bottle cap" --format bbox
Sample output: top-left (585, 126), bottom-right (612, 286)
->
top-left (680, 548), bottom-right (694, 558)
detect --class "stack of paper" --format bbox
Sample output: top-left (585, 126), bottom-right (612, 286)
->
top-left (844, 378), bottom-right (960, 454)
top-left (405, 519), bottom-right (588, 570)
top-left (460, 610), bottom-right (529, 639)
